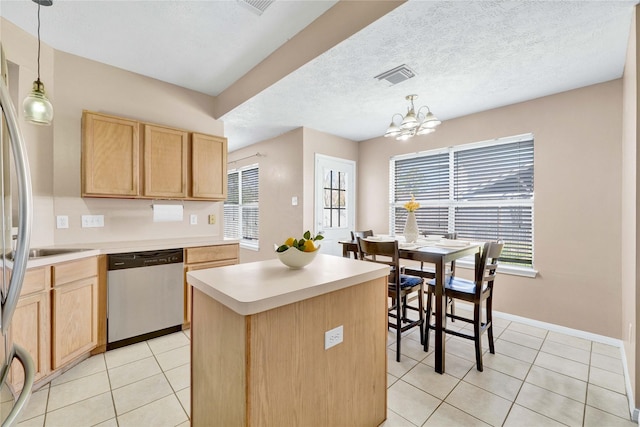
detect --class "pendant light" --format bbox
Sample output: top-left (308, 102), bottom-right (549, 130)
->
top-left (384, 95), bottom-right (441, 141)
top-left (23, 0), bottom-right (54, 125)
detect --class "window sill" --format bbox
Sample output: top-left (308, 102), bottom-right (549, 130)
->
top-left (456, 259), bottom-right (538, 278)
top-left (240, 241), bottom-right (259, 251)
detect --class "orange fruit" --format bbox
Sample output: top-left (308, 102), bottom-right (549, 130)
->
top-left (303, 240), bottom-right (316, 252)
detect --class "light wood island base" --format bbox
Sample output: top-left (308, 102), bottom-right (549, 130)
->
top-left (188, 255), bottom-right (389, 427)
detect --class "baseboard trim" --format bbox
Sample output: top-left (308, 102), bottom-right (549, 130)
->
top-left (454, 302), bottom-right (637, 422)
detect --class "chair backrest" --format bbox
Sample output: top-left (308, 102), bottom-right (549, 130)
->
top-left (351, 229), bottom-right (373, 241)
top-left (474, 241), bottom-right (504, 295)
top-left (356, 237), bottom-right (399, 284)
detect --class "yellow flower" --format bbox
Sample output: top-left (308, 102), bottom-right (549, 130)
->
top-left (404, 194), bottom-right (420, 212)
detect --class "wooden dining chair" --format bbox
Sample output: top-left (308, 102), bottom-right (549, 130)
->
top-left (348, 230), bottom-right (373, 259)
top-left (424, 241), bottom-right (504, 371)
top-left (403, 232), bottom-right (457, 320)
top-left (357, 237), bottom-right (424, 362)
top-left (342, 230), bottom-right (373, 259)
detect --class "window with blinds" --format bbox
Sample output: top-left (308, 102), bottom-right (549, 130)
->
top-left (224, 165), bottom-right (259, 247)
top-left (390, 135), bottom-right (534, 267)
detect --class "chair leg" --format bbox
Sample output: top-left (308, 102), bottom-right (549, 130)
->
top-left (418, 286), bottom-right (425, 345)
top-left (396, 293), bottom-right (402, 362)
top-left (449, 297), bottom-right (455, 322)
top-left (424, 287), bottom-right (432, 352)
top-left (487, 296), bottom-right (495, 354)
top-left (474, 303), bottom-right (483, 371)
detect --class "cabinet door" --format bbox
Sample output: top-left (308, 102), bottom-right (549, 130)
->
top-left (184, 259), bottom-right (238, 327)
top-left (143, 124), bottom-right (189, 198)
top-left (82, 111), bottom-right (140, 197)
top-left (52, 277), bottom-right (98, 369)
top-left (10, 292), bottom-right (50, 388)
top-left (191, 133), bottom-right (227, 200)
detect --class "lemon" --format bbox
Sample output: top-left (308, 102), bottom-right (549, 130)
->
top-left (284, 237), bottom-right (295, 247)
top-left (303, 240), bottom-right (316, 252)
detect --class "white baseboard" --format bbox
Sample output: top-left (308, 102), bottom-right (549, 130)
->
top-left (454, 302), bottom-right (638, 421)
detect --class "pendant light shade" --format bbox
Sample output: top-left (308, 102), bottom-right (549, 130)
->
top-left (23, 79), bottom-right (53, 125)
top-left (23, 0), bottom-right (53, 126)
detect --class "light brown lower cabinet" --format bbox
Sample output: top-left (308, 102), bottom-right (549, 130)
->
top-left (9, 257), bottom-right (98, 390)
top-left (10, 291), bottom-right (50, 388)
top-left (51, 277), bottom-right (98, 369)
top-left (52, 257), bottom-right (99, 369)
top-left (183, 244), bottom-right (239, 328)
top-left (10, 267), bottom-right (51, 389)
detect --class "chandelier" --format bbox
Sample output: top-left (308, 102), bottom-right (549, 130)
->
top-left (384, 94), bottom-right (441, 141)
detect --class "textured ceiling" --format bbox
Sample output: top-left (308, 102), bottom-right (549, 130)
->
top-left (1, 0), bottom-right (638, 152)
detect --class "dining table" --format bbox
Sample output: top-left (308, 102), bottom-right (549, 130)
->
top-left (338, 236), bottom-right (482, 374)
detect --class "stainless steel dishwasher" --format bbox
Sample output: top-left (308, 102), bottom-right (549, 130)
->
top-left (107, 248), bottom-right (184, 350)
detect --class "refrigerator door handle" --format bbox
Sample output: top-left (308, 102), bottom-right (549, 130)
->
top-left (0, 77), bottom-right (33, 335)
top-left (0, 344), bottom-right (35, 427)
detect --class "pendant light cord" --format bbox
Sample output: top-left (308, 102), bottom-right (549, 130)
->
top-left (36, 2), bottom-right (41, 82)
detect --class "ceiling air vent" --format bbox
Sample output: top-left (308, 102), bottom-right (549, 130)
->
top-left (238, 0), bottom-right (274, 16)
top-left (374, 64), bottom-right (416, 86)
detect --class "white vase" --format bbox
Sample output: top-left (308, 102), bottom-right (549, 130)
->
top-left (403, 211), bottom-right (419, 243)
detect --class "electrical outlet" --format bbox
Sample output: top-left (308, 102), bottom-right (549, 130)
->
top-left (291, 196), bottom-right (298, 206)
top-left (190, 214), bottom-right (198, 225)
top-left (324, 325), bottom-right (343, 350)
top-left (208, 214), bottom-right (216, 225)
top-left (56, 215), bottom-right (69, 229)
top-left (81, 215), bottom-right (104, 228)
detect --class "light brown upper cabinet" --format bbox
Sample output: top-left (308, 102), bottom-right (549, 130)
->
top-left (82, 111), bottom-right (228, 201)
top-left (143, 124), bottom-right (189, 198)
top-left (81, 111), bottom-right (140, 197)
top-left (191, 133), bottom-right (227, 200)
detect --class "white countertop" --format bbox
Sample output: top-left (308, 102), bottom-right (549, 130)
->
top-left (57, 236), bottom-right (238, 254)
top-left (187, 254), bottom-right (390, 315)
top-left (10, 237), bottom-right (239, 268)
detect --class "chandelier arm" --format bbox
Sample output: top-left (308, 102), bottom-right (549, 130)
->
top-left (416, 106), bottom-right (430, 122)
top-left (391, 113), bottom-right (404, 125)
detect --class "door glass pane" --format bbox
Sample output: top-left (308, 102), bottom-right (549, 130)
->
top-left (322, 169), bottom-right (348, 229)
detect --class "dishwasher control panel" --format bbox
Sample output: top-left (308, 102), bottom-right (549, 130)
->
top-left (108, 249), bottom-right (184, 270)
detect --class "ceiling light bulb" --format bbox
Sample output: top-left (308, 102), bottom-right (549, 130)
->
top-left (423, 111), bottom-right (441, 129)
top-left (416, 126), bottom-right (435, 136)
top-left (23, 79), bottom-right (53, 125)
top-left (385, 123), bottom-right (401, 138)
top-left (400, 110), bottom-right (418, 130)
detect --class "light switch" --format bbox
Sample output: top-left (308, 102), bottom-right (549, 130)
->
top-left (292, 196), bottom-right (298, 206)
top-left (190, 214), bottom-right (198, 225)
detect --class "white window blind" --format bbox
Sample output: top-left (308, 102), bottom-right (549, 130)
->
top-left (390, 135), bottom-right (534, 267)
top-left (224, 165), bottom-right (259, 247)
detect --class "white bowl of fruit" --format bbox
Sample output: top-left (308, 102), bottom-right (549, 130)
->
top-left (275, 231), bottom-right (323, 269)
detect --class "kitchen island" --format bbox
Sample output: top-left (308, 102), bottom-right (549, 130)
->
top-left (187, 254), bottom-right (390, 427)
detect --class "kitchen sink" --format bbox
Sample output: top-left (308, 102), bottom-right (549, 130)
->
top-left (6, 248), bottom-right (92, 261)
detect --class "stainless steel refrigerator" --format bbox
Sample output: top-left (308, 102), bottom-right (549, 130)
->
top-left (0, 45), bottom-right (36, 426)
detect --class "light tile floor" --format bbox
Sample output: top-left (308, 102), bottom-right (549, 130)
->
top-left (14, 308), bottom-right (638, 427)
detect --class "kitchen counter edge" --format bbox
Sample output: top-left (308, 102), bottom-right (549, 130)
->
top-left (14, 238), bottom-right (239, 268)
top-left (187, 254), bottom-right (389, 316)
